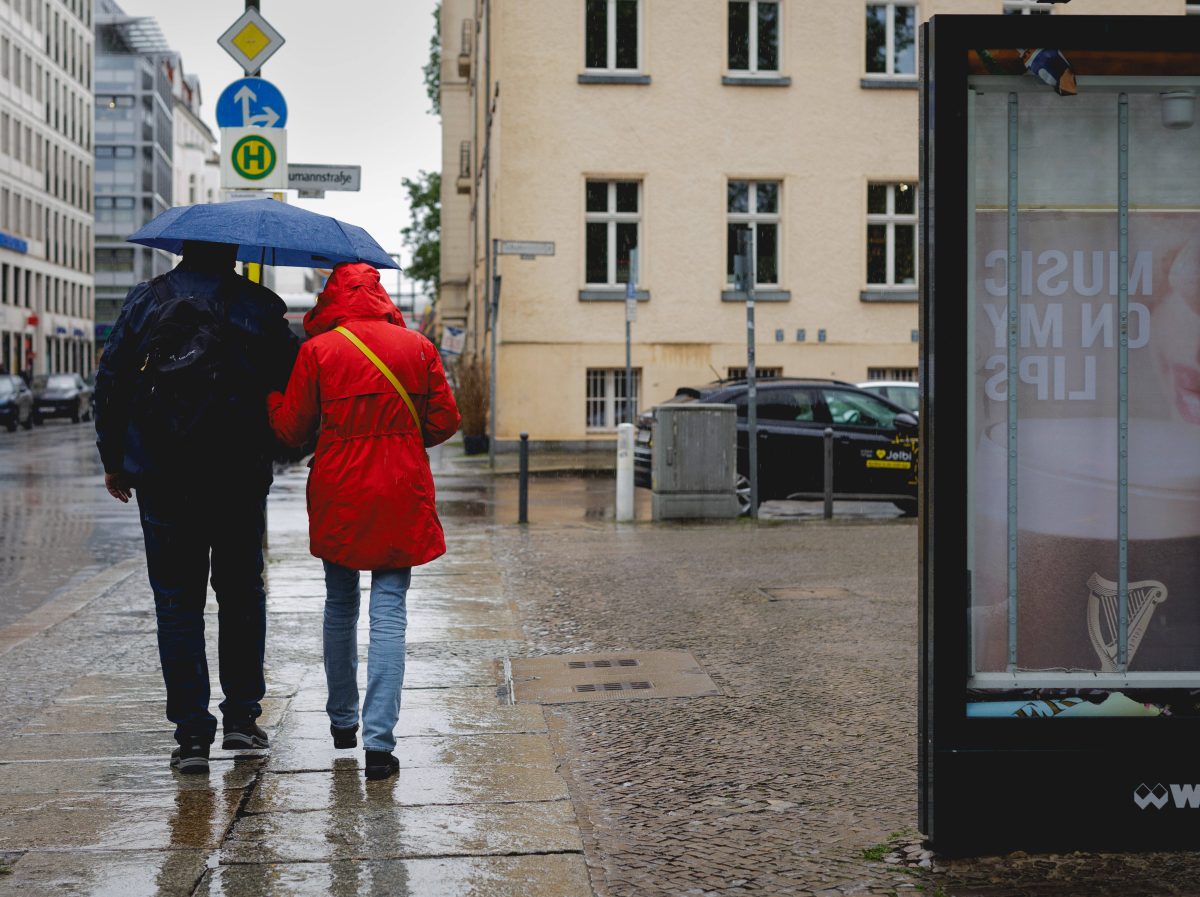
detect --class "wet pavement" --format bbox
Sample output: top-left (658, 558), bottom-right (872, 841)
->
top-left (5, 432), bottom-right (1195, 895)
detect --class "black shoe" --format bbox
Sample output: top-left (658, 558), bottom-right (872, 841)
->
top-left (170, 739), bottom-right (210, 775)
top-left (222, 721), bottom-right (269, 750)
top-left (331, 723), bottom-right (358, 749)
top-left (365, 750), bottom-right (399, 780)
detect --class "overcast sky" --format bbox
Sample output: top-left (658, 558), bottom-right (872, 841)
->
top-left (116, 0), bottom-right (443, 287)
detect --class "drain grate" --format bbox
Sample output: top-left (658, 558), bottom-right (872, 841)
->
top-left (567, 658), bottom-right (639, 669)
top-left (575, 681), bottom-right (654, 693)
top-left (508, 651), bottom-right (722, 704)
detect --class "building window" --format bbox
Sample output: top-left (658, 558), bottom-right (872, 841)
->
top-left (585, 180), bottom-right (640, 286)
top-left (586, 367), bottom-right (641, 430)
top-left (727, 366), bottom-right (781, 380)
top-left (865, 2), bottom-right (916, 78)
top-left (866, 182), bottom-right (917, 288)
top-left (1003, 0), bottom-right (1053, 13)
top-left (585, 0), bottom-right (639, 72)
top-left (728, 1), bottom-right (780, 74)
top-left (867, 367), bottom-right (918, 381)
top-left (727, 180), bottom-right (781, 287)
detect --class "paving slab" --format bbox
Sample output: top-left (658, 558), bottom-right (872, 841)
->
top-left (52, 671), bottom-right (302, 704)
top-left (0, 756), bottom-right (259, 794)
top-left (198, 854), bottom-right (591, 897)
top-left (281, 688), bottom-right (546, 739)
top-left (0, 731), bottom-right (270, 763)
top-left (0, 849), bottom-right (209, 897)
top-left (291, 656), bottom-right (502, 699)
top-left (17, 696), bottom-right (286, 736)
top-left (246, 742), bottom-right (567, 812)
top-left (0, 788), bottom-right (243, 850)
top-left (220, 799), bottom-right (582, 864)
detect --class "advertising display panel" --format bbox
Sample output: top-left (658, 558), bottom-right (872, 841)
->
top-left (921, 16), bottom-right (1200, 854)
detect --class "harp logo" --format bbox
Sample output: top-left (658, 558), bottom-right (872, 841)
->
top-left (1133, 783), bottom-right (1200, 810)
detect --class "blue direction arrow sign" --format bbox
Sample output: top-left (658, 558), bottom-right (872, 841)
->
top-left (216, 77), bottom-right (287, 129)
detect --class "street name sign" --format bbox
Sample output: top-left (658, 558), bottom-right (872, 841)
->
top-left (221, 127), bottom-right (287, 190)
top-left (216, 78), bottom-right (287, 129)
top-left (218, 8), bottom-right (285, 75)
top-left (288, 164), bottom-right (362, 192)
top-left (497, 240), bottom-right (555, 258)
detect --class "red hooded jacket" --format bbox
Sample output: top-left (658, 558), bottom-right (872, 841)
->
top-left (267, 263), bottom-right (460, 570)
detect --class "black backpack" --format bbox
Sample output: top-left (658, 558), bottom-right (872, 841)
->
top-left (137, 275), bottom-right (231, 453)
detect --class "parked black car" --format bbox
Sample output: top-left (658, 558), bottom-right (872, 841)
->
top-left (0, 374), bottom-right (35, 432)
top-left (32, 372), bottom-right (93, 423)
top-left (634, 378), bottom-right (919, 515)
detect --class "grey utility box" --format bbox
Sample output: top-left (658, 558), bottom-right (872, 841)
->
top-left (651, 403), bottom-right (739, 520)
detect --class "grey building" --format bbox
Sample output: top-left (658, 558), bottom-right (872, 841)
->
top-left (93, 0), bottom-right (171, 347)
top-left (0, 0), bottom-right (96, 377)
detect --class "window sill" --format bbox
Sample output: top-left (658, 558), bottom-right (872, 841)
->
top-left (721, 290), bottom-right (791, 302)
top-left (860, 289), bottom-right (918, 302)
top-left (579, 289), bottom-right (651, 301)
top-left (578, 73), bottom-right (651, 85)
top-left (722, 74), bottom-right (791, 87)
top-left (860, 77), bottom-right (918, 90)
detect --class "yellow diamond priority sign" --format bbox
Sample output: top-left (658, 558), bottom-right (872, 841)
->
top-left (218, 9), bottom-right (285, 75)
top-left (221, 127), bottom-right (287, 190)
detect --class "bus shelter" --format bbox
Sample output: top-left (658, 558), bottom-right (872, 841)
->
top-left (920, 14), bottom-right (1200, 854)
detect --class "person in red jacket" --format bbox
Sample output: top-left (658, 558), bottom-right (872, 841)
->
top-left (267, 262), bottom-right (460, 780)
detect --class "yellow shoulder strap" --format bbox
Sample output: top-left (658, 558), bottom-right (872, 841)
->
top-left (334, 326), bottom-right (421, 433)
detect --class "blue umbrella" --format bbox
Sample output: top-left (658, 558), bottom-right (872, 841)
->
top-left (126, 198), bottom-right (399, 269)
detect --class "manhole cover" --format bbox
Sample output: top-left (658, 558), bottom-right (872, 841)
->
top-left (508, 651), bottom-right (721, 704)
top-left (760, 587), bottom-right (853, 601)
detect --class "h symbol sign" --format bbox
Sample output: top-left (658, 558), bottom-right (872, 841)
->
top-left (241, 142), bottom-right (266, 172)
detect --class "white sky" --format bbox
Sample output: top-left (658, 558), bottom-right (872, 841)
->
top-left (116, 0), bottom-right (442, 288)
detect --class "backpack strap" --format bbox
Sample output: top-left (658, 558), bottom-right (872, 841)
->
top-left (334, 325), bottom-right (421, 434)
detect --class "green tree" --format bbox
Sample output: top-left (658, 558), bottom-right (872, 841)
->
top-left (401, 171), bottom-right (441, 298)
top-left (423, 2), bottom-right (441, 117)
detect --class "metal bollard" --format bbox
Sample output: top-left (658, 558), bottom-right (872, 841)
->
top-left (518, 432), bottom-right (529, 524)
top-left (616, 422), bottom-right (634, 522)
top-left (823, 427), bottom-right (834, 520)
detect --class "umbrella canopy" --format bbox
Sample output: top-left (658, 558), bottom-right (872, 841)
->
top-left (126, 198), bottom-right (399, 269)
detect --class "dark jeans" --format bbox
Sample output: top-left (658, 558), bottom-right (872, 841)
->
top-left (137, 483), bottom-right (267, 745)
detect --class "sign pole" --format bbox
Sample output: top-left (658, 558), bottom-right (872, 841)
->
top-left (489, 238), bottom-right (499, 469)
top-left (625, 248), bottom-right (637, 424)
top-left (737, 228), bottom-right (758, 518)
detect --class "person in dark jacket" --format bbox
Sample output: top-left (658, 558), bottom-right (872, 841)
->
top-left (94, 240), bottom-right (298, 775)
top-left (267, 262), bottom-right (459, 780)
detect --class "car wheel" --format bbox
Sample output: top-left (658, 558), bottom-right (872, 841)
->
top-left (893, 500), bottom-right (918, 517)
top-left (735, 473), bottom-right (753, 517)
top-left (5, 419), bottom-right (14, 433)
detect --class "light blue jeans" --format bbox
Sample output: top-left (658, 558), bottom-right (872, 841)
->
top-left (322, 561), bottom-right (411, 753)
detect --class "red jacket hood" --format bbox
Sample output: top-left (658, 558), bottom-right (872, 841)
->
top-left (304, 262), bottom-right (405, 338)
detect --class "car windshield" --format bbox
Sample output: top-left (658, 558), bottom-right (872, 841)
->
top-left (0, 379), bottom-right (12, 397)
top-left (886, 386), bottom-right (919, 414)
top-left (43, 374), bottom-right (75, 389)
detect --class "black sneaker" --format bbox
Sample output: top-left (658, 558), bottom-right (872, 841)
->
top-left (331, 723), bottom-right (358, 749)
top-left (170, 739), bottom-right (210, 775)
top-left (222, 721), bottom-right (269, 750)
top-left (365, 750), bottom-right (399, 781)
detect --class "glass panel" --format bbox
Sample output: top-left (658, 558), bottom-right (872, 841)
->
top-left (756, 222), bottom-right (778, 284)
top-left (824, 389), bottom-right (898, 429)
top-left (757, 388), bottom-right (816, 422)
top-left (728, 1), bottom-right (750, 71)
top-left (727, 223), bottom-right (741, 282)
top-left (757, 1), bottom-right (779, 72)
top-left (586, 221), bottom-right (608, 283)
top-left (895, 181), bottom-right (916, 215)
top-left (585, 0), bottom-right (607, 69)
top-left (616, 221), bottom-right (637, 283)
top-left (615, 181), bottom-right (638, 212)
top-left (728, 180), bottom-right (749, 213)
top-left (615, 0), bottom-right (638, 69)
top-left (586, 181), bottom-right (608, 213)
top-left (893, 5), bottom-right (916, 75)
top-left (868, 183), bottom-right (888, 215)
top-left (867, 224), bottom-right (887, 284)
top-left (895, 224), bottom-right (915, 284)
top-left (865, 5), bottom-right (886, 74)
top-left (756, 181), bottom-right (778, 214)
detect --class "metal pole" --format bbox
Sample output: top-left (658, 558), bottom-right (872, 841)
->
top-left (625, 249), bottom-right (637, 424)
top-left (823, 427), bottom-right (834, 520)
top-left (518, 432), bottom-right (529, 524)
top-left (1006, 93), bottom-right (1019, 672)
top-left (489, 239), bottom-right (498, 468)
top-left (616, 422), bottom-right (634, 522)
top-left (742, 229), bottom-right (759, 518)
top-left (1117, 93), bottom-right (1130, 670)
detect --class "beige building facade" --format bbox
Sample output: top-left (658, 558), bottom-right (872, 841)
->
top-left (440, 0), bottom-right (1182, 446)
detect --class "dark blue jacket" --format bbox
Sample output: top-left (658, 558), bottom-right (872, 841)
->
top-left (94, 262), bottom-right (299, 490)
